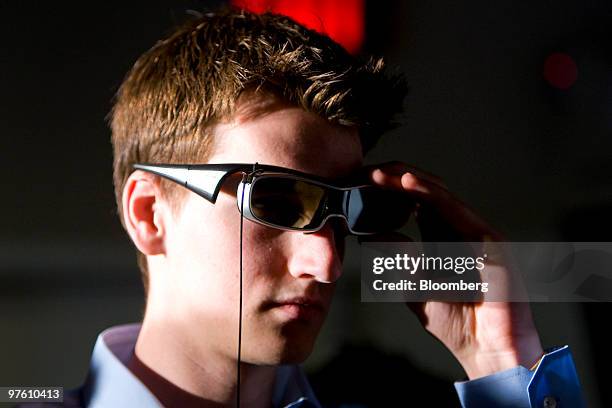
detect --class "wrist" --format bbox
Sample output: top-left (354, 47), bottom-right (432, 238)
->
top-left (457, 337), bottom-right (544, 380)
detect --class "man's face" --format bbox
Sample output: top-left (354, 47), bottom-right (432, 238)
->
top-left (160, 100), bottom-right (363, 365)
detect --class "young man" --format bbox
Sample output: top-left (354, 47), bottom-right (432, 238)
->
top-left (26, 8), bottom-right (584, 408)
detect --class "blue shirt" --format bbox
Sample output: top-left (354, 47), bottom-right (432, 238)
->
top-left (455, 345), bottom-right (585, 408)
top-left (75, 323), bottom-right (584, 407)
top-left (81, 324), bottom-right (321, 408)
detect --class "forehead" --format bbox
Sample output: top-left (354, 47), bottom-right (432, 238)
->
top-left (209, 104), bottom-right (363, 179)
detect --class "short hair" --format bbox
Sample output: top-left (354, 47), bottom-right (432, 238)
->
top-left (110, 7), bottom-right (408, 297)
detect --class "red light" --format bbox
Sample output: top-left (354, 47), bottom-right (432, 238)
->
top-left (232, 0), bottom-right (365, 54)
top-left (543, 52), bottom-right (578, 90)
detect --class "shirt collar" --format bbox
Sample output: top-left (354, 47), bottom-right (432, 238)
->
top-left (81, 323), bottom-right (321, 408)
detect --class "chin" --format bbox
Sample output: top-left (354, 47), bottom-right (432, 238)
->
top-left (276, 342), bottom-right (315, 364)
top-left (276, 321), bottom-right (322, 363)
top-left (246, 328), bottom-right (319, 365)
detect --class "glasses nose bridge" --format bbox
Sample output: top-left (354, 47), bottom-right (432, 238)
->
top-left (297, 187), bottom-right (351, 235)
top-left (323, 187), bottom-right (349, 214)
top-left (302, 213), bottom-right (351, 237)
top-left (324, 186), bottom-right (349, 218)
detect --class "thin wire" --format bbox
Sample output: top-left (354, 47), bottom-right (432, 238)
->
top-left (237, 174), bottom-right (247, 408)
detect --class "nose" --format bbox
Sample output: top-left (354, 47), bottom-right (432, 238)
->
top-left (286, 223), bottom-right (344, 283)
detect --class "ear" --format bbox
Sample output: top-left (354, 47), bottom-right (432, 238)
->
top-left (121, 171), bottom-right (168, 256)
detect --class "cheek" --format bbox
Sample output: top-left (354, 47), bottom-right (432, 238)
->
top-left (167, 195), bottom-right (289, 313)
top-left (167, 197), bottom-right (242, 310)
top-left (240, 224), bottom-right (290, 286)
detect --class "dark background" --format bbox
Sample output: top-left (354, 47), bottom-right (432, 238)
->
top-left (1, 1), bottom-right (611, 407)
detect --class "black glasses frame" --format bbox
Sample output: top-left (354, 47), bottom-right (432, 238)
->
top-left (133, 163), bottom-right (408, 235)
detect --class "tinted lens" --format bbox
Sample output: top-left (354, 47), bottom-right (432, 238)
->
top-left (347, 187), bottom-right (416, 233)
top-left (250, 177), bottom-right (326, 229)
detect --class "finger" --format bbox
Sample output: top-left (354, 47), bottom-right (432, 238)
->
top-left (415, 193), bottom-right (502, 242)
top-left (372, 166), bottom-right (452, 206)
top-left (369, 162), bottom-right (504, 241)
top-left (368, 161), bottom-right (448, 191)
top-left (376, 167), bottom-right (502, 241)
top-left (371, 168), bottom-right (432, 195)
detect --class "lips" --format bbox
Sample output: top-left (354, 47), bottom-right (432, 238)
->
top-left (263, 296), bottom-right (326, 321)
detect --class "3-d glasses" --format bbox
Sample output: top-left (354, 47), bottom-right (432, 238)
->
top-left (133, 163), bottom-right (417, 235)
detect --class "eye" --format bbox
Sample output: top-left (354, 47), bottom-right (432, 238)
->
top-left (250, 177), bottom-right (326, 229)
top-left (252, 193), bottom-right (310, 228)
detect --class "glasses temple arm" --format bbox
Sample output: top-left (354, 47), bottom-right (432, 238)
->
top-left (133, 164), bottom-right (237, 203)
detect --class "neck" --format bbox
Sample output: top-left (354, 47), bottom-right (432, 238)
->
top-left (134, 315), bottom-right (277, 408)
